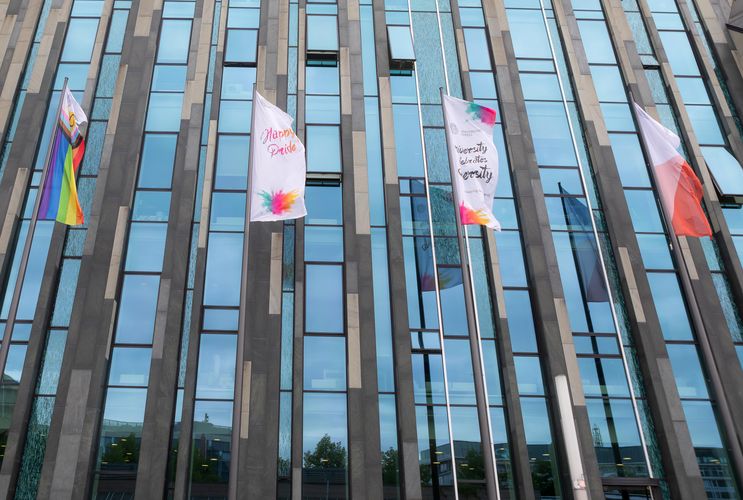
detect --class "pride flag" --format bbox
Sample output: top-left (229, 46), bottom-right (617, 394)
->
top-left (39, 88), bottom-right (87, 225)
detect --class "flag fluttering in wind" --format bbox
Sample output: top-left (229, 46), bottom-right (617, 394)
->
top-left (559, 185), bottom-right (609, 303)
top-left (39, 88), bottom-right (86, 225)
top-left (633, 102), bottom-right (712, 238)
top-left (249, 90), bottom-right (307, 221)
top-left (442, 94), bottom-right (500, 230)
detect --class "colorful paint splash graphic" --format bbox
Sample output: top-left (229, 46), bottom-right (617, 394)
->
top-left (260, 189), bottom-right (300, 215)
top-left (460, 203), bottom-right (491, 225)
top-left (467, 102), bottom-right (497, 126)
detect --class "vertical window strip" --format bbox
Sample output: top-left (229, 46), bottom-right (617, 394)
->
top-left (187, 1), bottom-right (259, 495)
top-left (301, 3), bottom-right (349, 496)
top-left (360, 0), bottom-right (401, 496)
top-left (0, 0), bottom-right (55, 178)
top-left (13, 2), bottom-right (133, 496)
top-left (93, 2), bottom-right (196, 497)
top-left (576, 1), bottom-right (741, 497)
top-left (534, 0), bottom-right (658, 486)
top-left (387, 0), bottom-right (502, 497)
top-left (277, 0), bottom-right (298, 497)
top-left (164, 1), bottom-right (222, 495)
top-left (0, 0), bottom-right (106, 471)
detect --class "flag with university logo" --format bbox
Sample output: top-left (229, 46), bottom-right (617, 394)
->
top-left (249, 91), bottom-right (307, 221)
top-left (442, 94), bottom-right (500, 230)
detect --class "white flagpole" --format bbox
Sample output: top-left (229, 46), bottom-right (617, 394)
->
top-left (0, 77), bottom-right (69, 373)
top-left (440, 88), bottom-right (501, 499)
top-left (229, 82), bottom-right (259, 500)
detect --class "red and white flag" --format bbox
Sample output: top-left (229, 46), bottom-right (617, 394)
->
top-left (634, 102), bottom-right (711, 238)
top-left (249, 91), bottom-right (307, 222)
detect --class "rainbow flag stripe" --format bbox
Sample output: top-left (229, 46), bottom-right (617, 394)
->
top-left (39, 113), bottom-right (85, 225)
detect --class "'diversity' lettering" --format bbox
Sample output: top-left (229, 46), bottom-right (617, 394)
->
top-left (456, 141), bottom-right (494, 183)
top-left (261, 127), bottom-right (299, 158)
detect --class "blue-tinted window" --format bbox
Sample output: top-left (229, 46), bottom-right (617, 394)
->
top-left (225, 29), bottom-right (258, 64)
top-left (215, 135), bottom-right (249, 189)
top-left (305, 265), bottom-right (344, 333)
top-left (305, 226), bottom-right (343, 262)
top-left (647, 272), bottom-right (693, 341)
top-left (306, 125), bottom-right (341, 172)
top-left (667, 344), bottom-right (709, 398)
top-left (204, 232), bottom-right (243, 307)
top-left (307, 15), bottom-right (338, 52)
top-left (387, 25), bottom-right (415, 62)
top-left (305, 186), bottom-right (343, 225)
top-left (157, 20), bottom-right (192, 63)
top-left (115, 275), bottom-right (160, 344)
top-left (138, 133), bottom-right (178, 189)
top-left (125, 223), bottom-right (167, 272)
top-left (195, 334), bottom-right (238, 399)
top-left (109, 347), bottom-right (151, 386)
top-left (702, 146), bottom-right (743, 196)
top-left (304, 336), bottom-right (346, 391)
top-left (210, 192), bottom-right (246, 232)
top-left (146, 93), bottom-right (184, 132)
top-left (61, 18), bottom-right (100, 62)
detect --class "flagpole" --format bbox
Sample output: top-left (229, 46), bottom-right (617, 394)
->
top-left (628, 92), bottom-right (743, 484)
top-left (230, 82), bottom-right (259, 500)
top-left (0, 77), bottom-right (69, 375)
top-left (440, 88), bottom-right (500, 499)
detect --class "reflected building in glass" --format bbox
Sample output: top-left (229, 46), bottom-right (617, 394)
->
top-left (0, 0), bottom-right (741, 499)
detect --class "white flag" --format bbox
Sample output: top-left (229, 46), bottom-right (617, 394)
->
top-left (442, 94), bottom-right (500, 230)
top-left (249, 91), bottom-right (307, 221)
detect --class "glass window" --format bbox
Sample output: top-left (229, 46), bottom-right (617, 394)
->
top-left (306, 66), bottom-right (340, 95)
top-left (305, 186), bottom-right (343, 225)
top-left (304, 336), bottom-right (346, 391)
top-left (97, 388), bottom-right (146, 470)
top-left (505, 290), bottom-right (537, 353)
top-left (221, 67), bottom-right (256, 100)
top-left (302, 393), bottom-right (348, 494)
top-left (701, 146), bottom-right (743, 197)
top-left (463, 28), bottom-right (491, 70)
top-left (577, 20), bottom-right (615, 64)
top-left (506, 9), bottom-right (552, 59)
top-left (658, 31), bottom-right (700, 76)
top-left (647, 272), bottom-right (693, 340)
top-left (412, 352), bottom-right (446, 404)
top-left (115, 275), bottom-right (160, 344)
top-left (109, 347), bottom-right (151, 386)
top-left (305, 265), bottom-right (344, 333)
top-left (393, 105), bottom-right (424, 177)
top-left (305, 226), bottom-right (344, 262)
top-left (132, 191), bottom-right (171, 222)
top-left (306, 125), bottom-right (341, 172)
top-left (4, 344), bottom-right (27, 383)
top-left (61, 18), bottom-right (100, 62)
top-left (218, 99), bottom-right (252, 133)
top-left (204, 233), bottom-right (243, 307)
top-left (625, 190), bottom-right (664, 233)
top-left (215, 135), bottom-right (250, 189)
top-left (526, 101), bottom-right (578, 167)
top-left (191, 400), bottom-right (233, 486)
top-left (636, 234), bottom-right (673, 270)
top-left (306, 96), bottom-right (341, 124)
top-left (686, 105), bottom-right (724, 145)
top-left (152, 65), bottom-right (187, 91)
top-left (157, 20), bottom-right (192, 63)
top-left (590, 66), bottom-right (627, 103)
top-left (387, 25), bottom-right (415, 61)
top-left (146, 92), bottom-right (184, 132)
top-left (609, 133), bottom-right (651, 188)
top-left (577, 357), bottom-right (630, 397)
top-left (667, 344), bottom-right (709, 398)
top-left (17, 222), bottom-right (53, 320)
top-left (225, 29), bottom-right (258, 64)
top-left (439, 271), bottom-right (467, 336)
top-left (307, 15), bottom-right (338, 52)
top-left (444, 339), bottom-right (476, 405)
top-left (494, 231), bottom-right (527, 287)
top-left (195, 334), bottom-right (238, 399)
top-left (138, 134), bottom-right (178, 189)
top-left (586, 399), bottom-right (648, 476)
top-left (210, 192), bottom-right (246, 232)
top-left (520, 73), bottom-right (562, 101)
top-left (125, 223), bottom-right (167, 272)
top-left (515, 356), bottom-right (545, 396)
top-left (520, 397), bottom-right (560, 497)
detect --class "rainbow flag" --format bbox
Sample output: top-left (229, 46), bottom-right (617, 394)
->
top-left (39, 88), bottom-right (87, 225)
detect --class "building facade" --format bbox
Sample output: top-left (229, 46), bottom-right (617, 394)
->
top-left (0, 0), bottom-right (741, 499)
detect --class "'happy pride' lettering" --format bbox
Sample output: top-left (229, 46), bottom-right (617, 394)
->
top-left (261, 127), bottom-right (299, 158)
